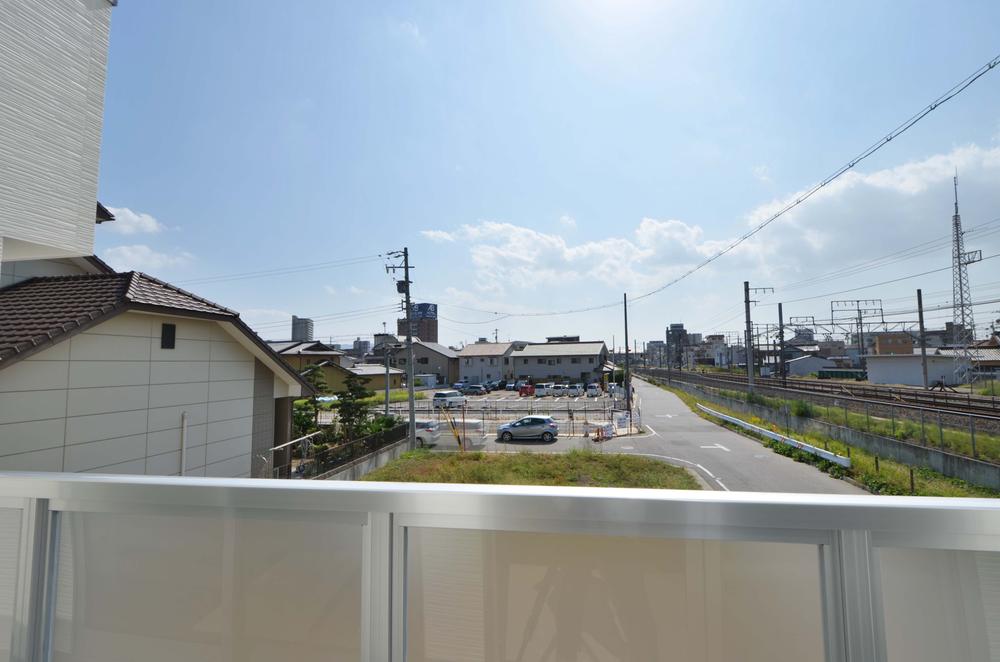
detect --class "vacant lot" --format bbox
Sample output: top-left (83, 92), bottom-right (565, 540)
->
top-left (362, 449), bottom-right (701, 489)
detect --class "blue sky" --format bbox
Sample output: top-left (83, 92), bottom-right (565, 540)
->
top-left (95, 1), bottom-right (1000, 349)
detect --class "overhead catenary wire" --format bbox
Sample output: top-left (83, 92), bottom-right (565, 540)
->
top-left (422, 52), bottom-right (1000, 321)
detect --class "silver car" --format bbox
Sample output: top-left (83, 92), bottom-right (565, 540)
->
top-left (496, 416), bottom-right (559, 442)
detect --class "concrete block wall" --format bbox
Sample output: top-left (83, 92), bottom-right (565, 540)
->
top-left (0, 311), bottom-right (268, 477)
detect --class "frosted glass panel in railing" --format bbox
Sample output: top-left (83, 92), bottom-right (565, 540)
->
top-left (879, 547), bottom-right (1000, 662)
top-left (406, 528), bottom-right (825, 662)
top-left (51, 511), bottom-right (362, 662)
top-left (0, 509), bottom-right (20, 662)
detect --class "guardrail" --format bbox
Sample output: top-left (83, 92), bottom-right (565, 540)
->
top-left (697, 403), bottom-right (852, 468)
top-left (0, 473), bottom-right (998, 661)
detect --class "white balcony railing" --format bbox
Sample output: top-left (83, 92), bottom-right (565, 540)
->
top-left (0, 473), bottom-right (998, 661)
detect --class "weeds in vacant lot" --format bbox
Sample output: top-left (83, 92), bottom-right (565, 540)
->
top-left (363, 449), bottom-right (701, 490)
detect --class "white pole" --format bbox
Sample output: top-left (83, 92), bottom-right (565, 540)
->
top-left (180, 410), bottom-right (188, 476)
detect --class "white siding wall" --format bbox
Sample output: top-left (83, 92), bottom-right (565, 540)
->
top-left (0, 0), bottom-right (112, 261)
top-left (0, 312), bottom-right (262, 478)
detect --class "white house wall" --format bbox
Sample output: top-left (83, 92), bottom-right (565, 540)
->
top-left (0, 0), bottom-right (112, 261)
top-left (0, 311), bottom-right (268, 477)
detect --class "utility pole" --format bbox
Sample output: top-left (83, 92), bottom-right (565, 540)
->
top-left (382, 322), bottom-right (390, 416)
top-left (778, 303), bottom-right (786, 387)
top-left (494, 328), bottom-right (498, 343)
top-left (386, 248), bottom-right (416, 447)
top-left (744, 281), bottom-right (773, 391)
top-left (665, 327), bottom-right (671, 382)
top-left (744, 281), bottom-right (754, 389)
top-left (917, 289), bottom-right (929, 390)
top-left (623, 293), bottom-right (632, 429)
top-left (857, 308), bottom-right (865, 370)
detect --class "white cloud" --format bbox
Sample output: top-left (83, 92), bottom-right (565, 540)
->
top-left (559, 215), bottom-right (577, 229)
top-left (324, 285), bottom-right (337, 295)
top-left (421, 229), bottom-right (455, 242)
top-left (102, 244), bottom-right (193, 272)
top-left (104, 207), bottom-right (165, 235)
top-left (752, 164), bottom-right (771, 184)
top-left (349, 285), bottom-right (365, 295)
top-left (391, 20), bottom-right (425, 47)
top-left (421, 144), bottom-right (1000, 310)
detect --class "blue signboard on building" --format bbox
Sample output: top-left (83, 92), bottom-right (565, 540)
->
top-left (412, 303), bottom-right (437, 320)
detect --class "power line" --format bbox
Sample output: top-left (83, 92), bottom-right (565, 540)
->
top-left (177, 254), bottom-right (383, 285)
top-left (423, 52), bottom-right (1000, 320)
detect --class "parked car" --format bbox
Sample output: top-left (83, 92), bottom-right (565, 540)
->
top-left (586, 384), bottom-right (602, 397)
top-left (463, 384), bottom-right (488, 396)
top-left (518, 384), bottom-right (535, 396)
top-left (433, 390), bottom-right (467, 409)
top-left (534, 383), bottom-right (554, 397)
top-left (452, 382), bottom-right (467, 391)
top-left (566, 384), bottom-right (584, 397)
top-left (505, 382), bottom-right (518, 391)
top-left (496, 416), bottom-right (559, 442)
top-left (495, 380), bottom-right (508, 390)
top-left (551, 384), bottom-right (566, 397)
top-left (414, 420), bottom-right (442, 447)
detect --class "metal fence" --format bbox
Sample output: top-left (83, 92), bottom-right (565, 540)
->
top-left (273, 423), bottom-right (408, 479)
top-left (1, 472), bottom-right (999, 661)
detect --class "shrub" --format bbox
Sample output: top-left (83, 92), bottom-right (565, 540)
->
top-left (790, 399), bottom-right (815, 418)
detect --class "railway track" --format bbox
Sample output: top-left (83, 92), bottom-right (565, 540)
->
top-left (638, 368), bottom-right (1000, 419)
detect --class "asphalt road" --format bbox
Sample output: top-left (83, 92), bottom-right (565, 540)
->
top-left (480, 378), bottom-right (865, 494)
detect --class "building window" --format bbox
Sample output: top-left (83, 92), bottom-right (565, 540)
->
top-left (399, 358), bottom-right (406, 365)
top-left (556, 358), bottom-right (562, 364)
top-left (480, 358), bottom-right (484, 363)
top-left (571, 357), bottom-right (580, 364)
top-left (504, 357), bottom-right (509, 365)
top-left (418, 357), bottom-right (429, 365)
top-left (489, 358), bottom-right (495, 365)
top-left (160, 323), bottom-right (176, 349)
top-left (465, 358), bottom-right (471, 366)
top-left (537, 359), bottom-right (545, 365)
top-left (588, 357), bottom-right (594, 364)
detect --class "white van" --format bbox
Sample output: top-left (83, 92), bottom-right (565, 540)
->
top-left (414, 420), bottom-right (442, 446)
top-left (534, 383), bottom-right (553, 397)
top-left (566, 384), bottom-right (584, 397)
top-left (586, 384), bottom-right (602, 397)
top-left (432, 390), bottom-right (467, 409)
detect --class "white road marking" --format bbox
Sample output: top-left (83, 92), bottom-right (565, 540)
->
top-left (699, 444), bottom-right (731, 452)
top-left (654, 414), bottom-right (674, 418)
top-left (624, 453), bottom-right (728, 492)
top-left (645, 425), bottom-right (660, 437)
top-left (620, 446), bottom-right (635, 450)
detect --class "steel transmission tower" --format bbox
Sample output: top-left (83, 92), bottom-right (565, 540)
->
top-left (951, 174), bottom-right (981, 381)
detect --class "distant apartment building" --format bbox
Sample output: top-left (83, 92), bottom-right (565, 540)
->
top-left (873, 333), bottom-right (914, 356)
top-left (456, 341), bottom-right (525, 383)
top-left (349, 337), bottom-right (372, 357)
top-left (509, 340), bottom-right (609, 384)
top-left (291, 315), bottom-right (314, 341)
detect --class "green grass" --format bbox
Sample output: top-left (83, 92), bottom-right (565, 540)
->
top-left (362, 449), bottom-right (701, 490)
top-left (658, 381), bottom-right (1000, 498)
top-left (716, 387), bottom-right (1000, 464)
top-left (358, 389), bottom-right (427, 405)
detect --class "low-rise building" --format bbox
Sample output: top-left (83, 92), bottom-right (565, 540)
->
top-left (865, 350), bottom-right (968, 386)
top-left (873, 333), bottom-right (913, 356)
top-left (0, 271), bottom-right (311, 477)
top-left (456, 341), bottom-right (526, 383)
top-left (785, 355), bottom-right (835, 377)
top-left (387, 340), bottom-right (458, 386)
top-left (510, 340), bottom-right (609, 384)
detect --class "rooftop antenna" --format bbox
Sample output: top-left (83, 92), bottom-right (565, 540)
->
top-left (951, 170), bottom-right (982, 383)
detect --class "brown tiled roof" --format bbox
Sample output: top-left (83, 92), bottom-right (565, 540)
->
top-left (0, 272), bottom-right (235, 364)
